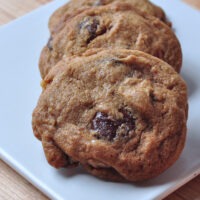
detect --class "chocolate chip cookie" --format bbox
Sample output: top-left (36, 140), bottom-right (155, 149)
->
top-left (49, 0), bottom-right (170, 35)
top-left (39, 3), bottom-right (181, 79)
top-left (33, 49), bottom-right (188, 181)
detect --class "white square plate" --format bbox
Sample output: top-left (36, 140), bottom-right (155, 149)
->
top-left (0, 0), bottom-right (200, 199)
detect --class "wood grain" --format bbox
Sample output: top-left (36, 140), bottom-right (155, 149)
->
top-left (0, 0), bottom-right (200, 200)
top-left (184, 0), bottom-right (200, 9)
top-left (0, 161), bottom-right (48, 200)
top-left (0, 0), bottom-right (50, 25)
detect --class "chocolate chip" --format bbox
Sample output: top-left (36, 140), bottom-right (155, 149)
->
top-left (92, 110), bottom-right (135, 141)
top-left (79, 17), bottom-right (107, 44)
top-left (86, 18), bottom-right (99, 43)
top-left (111, 59), bottom-right (124, 65)
top-left (92, 112), bottom-right (116, 140)
top-left (101, 58), bottom-right (124, 67)
top-left (47, 36), bottom-right (53, 51)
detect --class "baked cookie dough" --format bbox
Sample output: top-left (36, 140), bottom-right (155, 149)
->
top-left (33, 49), bottom-right (188, 181)
top-left (39, 3), bottom-right (181, 78)
top-left (49, 0), bottom-right (170, 34)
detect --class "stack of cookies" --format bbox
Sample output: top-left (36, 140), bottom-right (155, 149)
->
top-left (32, 0), bottom-right (188, 182)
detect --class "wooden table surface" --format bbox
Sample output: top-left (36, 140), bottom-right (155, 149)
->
top-left (0, 0), bottom-right (199, 199)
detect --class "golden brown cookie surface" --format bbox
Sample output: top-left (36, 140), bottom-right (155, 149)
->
top-left (49, 0), bottom-right (169, 34)
top-left (39, 3), bottom-right (181, 79)
top-left (33, 49), bottom-right (188, 182)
